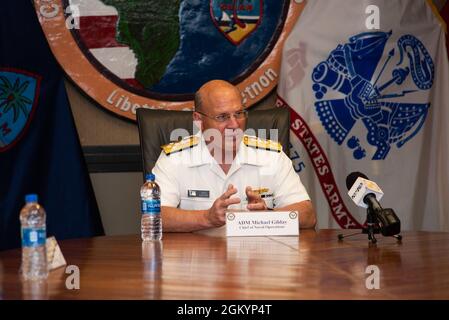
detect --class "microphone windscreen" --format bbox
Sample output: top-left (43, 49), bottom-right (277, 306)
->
top-left (346, 171), bottom-right (369, 190)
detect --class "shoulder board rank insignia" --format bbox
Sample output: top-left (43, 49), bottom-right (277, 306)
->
top-left (162, 135), bottom-right (199, 155)
top-left (243, 135), bottom-right (282, 153)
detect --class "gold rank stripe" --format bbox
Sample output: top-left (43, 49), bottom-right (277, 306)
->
top-left (162, 136), bottom-right (199, 155)
top-left (243, 136), bottom-right (282, 153)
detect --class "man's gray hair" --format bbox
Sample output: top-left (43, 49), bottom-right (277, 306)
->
top-left (194, 91), bottom-right (203, 112)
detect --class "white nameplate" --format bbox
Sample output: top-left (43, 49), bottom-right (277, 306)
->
top-left (225, 211), bottom-right (299, 237)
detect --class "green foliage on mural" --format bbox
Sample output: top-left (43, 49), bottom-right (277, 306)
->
top-left (102, 0), bottom-right (181, 87)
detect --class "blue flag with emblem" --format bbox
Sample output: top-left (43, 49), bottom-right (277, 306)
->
top-left (0, 0), bottom-right (104, 250)
top-left (277, 0), bottom-right (449, 231)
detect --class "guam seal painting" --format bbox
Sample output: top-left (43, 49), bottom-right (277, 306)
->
top-left (34, 0), bottom-right (305, 121)
top-left (0, 69), bottom-right (40, 152)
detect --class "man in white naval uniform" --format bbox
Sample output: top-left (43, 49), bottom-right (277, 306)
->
top-left (153, 80), bottom-right (316, 232)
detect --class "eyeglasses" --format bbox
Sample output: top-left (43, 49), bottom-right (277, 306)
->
top-left (195, 110), bottom-right (248, 123)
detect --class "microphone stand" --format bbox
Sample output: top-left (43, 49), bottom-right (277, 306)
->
top-left (337, 207), bottom-right (402, 244)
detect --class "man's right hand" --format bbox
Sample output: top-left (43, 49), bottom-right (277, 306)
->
top-left (207, 184), bottom-right (241, 227)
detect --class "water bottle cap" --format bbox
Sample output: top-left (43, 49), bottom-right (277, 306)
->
top-left (25, 194), bottom-right (38, 203)
top-left (146, 173), bottom-right (155, 181)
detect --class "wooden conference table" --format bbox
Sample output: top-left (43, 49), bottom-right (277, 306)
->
top-left (1, 229), bottom-right (448, 299)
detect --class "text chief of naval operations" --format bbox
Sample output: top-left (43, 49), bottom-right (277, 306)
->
top-left (152, 80), bottom-right (317, 232)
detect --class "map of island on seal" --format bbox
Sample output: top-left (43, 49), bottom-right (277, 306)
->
top-left (69, 0), bottom-right (286, 95)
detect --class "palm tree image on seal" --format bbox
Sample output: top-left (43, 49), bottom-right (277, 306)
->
top-left (0, 76), bottom-right (32, 123)
top-left (102, 0), bottom-right (181, 88)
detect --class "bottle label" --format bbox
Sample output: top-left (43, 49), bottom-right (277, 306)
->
top-left (141, 199), bottom-right (161, 215)
top-left (22, 227), bottom-right (46, 247)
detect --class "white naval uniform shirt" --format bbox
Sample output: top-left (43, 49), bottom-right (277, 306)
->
top-left (152, 133), bottom-right (310, 211)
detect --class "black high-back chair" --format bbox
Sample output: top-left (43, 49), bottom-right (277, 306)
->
top-left (136, 108), bottom-right (290, 179)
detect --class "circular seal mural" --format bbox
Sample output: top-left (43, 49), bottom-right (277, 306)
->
top-left (34, 0), bottom-right (305, 121)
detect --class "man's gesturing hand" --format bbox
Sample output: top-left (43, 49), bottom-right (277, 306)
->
top-left (207, 184), bottom-right (241, 227)
top-left (246, 186), bottom-right (268, 211)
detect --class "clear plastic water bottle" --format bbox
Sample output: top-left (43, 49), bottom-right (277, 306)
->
top-left (141, 173), bottom-right (162, 241)
top-left (20, 194), bottom-right (48, 280)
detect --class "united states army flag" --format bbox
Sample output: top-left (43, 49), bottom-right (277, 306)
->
top-left (277, 0), bottom-right (449, 231)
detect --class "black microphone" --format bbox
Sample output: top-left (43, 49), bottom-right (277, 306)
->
top-left (346, 171), bottom-right (368, 190)
top-left (346, 171), bottom-right (401, 236)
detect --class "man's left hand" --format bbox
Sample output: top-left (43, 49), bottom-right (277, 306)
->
top-left (245, 186), bottom-right (268, 211)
